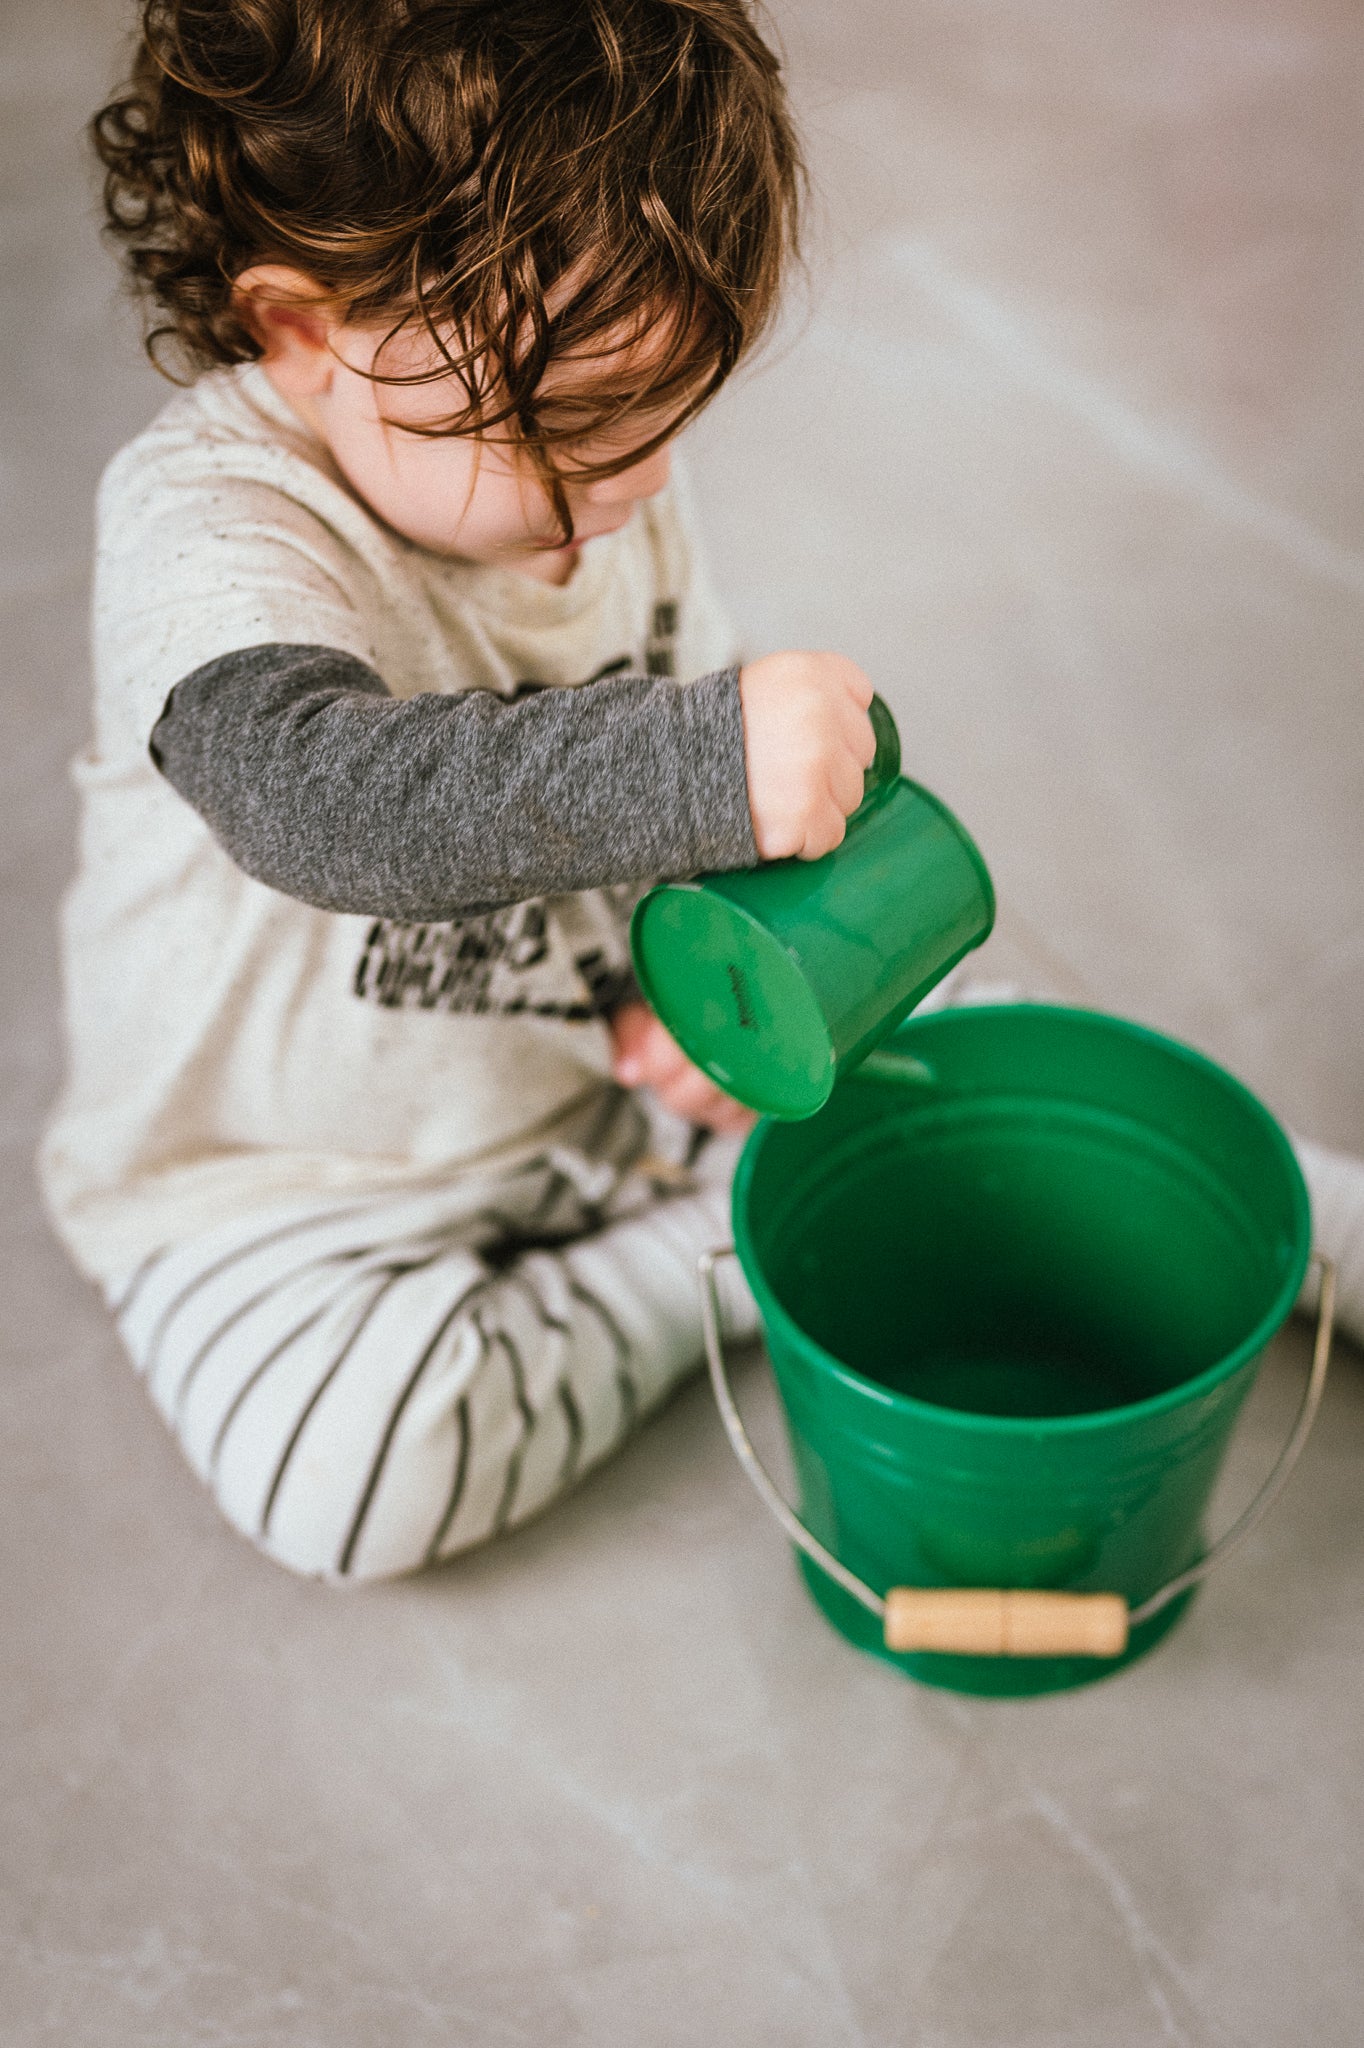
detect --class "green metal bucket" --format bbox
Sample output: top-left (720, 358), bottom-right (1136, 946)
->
top-left (702, 1005), bottom-right (1333, 1696)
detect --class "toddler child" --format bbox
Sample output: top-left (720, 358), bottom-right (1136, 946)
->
top-left (40, 0), bottom-right (883, 1581)
top-left (44, 0), bottom-right (1364, 1585)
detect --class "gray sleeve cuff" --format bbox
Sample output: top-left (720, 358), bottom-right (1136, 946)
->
top-left (148, 642), bottom-right (758, 921)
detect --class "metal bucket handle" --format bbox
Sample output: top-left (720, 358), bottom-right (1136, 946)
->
top-left (698, 1249), bottom-right (1336, 1660)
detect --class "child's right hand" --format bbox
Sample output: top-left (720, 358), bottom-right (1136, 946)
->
top-left (738, 651), bottom-right (879, 860)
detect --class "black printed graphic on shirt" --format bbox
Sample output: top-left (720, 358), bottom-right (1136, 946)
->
top-left (645, 602), bottom-right (677, 676)
top-left (352, 613), bottom-right (677, 1018)
top-left (353, 885), bottom-right (643, 1018)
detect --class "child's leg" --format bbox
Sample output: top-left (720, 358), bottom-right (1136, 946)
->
top-left (111, 1124), bottom-right (755, 1583)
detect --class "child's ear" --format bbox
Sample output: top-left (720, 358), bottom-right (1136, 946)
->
top-left (232, 265), bottom-right (339, 398)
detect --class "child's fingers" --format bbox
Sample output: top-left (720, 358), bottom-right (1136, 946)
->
top-left (698, 1092), bottom-right (759, 1135)
top-left (653, 1062), bottom-right (743, 1126)
top-left (826, 750), bottom-right (866, 819)
top-left (611, 1008), bottom-right (755, 1130)
top-left (608, 1001), bottom-right (667, 1084)
top-left (844, 693), bottom-right (879, 768)
top-left (798, 796), bottom-right (850, 861)
top-left (630, 1023), bottom-right (694, 1088)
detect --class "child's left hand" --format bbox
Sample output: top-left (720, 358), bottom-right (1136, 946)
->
top-left (608, 1001), bottom-right (756, 1134)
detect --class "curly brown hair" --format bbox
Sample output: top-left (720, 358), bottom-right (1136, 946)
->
top-left (92, 0), bottom-right (803, 532)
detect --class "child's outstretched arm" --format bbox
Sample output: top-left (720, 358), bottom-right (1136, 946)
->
top-left (148, 643), bottom-right (876, 919)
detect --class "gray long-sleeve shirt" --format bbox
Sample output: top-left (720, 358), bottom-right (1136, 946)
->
top-left (149, 643), bottom-right (759, 922)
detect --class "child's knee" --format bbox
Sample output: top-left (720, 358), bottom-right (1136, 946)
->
top-left (209, 1389), bottom-right (517, 1584)
top-left (212, 1450), bottom-right (437, 1585)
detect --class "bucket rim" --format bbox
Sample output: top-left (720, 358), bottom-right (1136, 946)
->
top-left (731, 1001), bottom-right (1313, 1438)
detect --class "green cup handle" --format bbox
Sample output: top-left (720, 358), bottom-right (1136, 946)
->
top-left (854, 694), bottom-right (902, 819)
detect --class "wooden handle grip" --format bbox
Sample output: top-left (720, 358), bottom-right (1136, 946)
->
top-left (883, 1588), bottom-right (1130, 1659)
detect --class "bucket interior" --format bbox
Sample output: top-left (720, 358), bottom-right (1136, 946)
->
top-left (742, 1011), bottom-right (1308, 1422)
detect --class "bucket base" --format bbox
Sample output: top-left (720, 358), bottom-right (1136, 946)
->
top-left (797, 1554), bottom-right (1195, 1696)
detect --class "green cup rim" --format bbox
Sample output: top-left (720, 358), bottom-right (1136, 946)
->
top-left (630, 880), bottom-right (838, 1118)
top-left (731, 1002), bottom-right (1313, 1438)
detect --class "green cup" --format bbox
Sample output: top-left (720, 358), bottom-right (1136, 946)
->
top-left (630, 696), bottom-right (995, 1118)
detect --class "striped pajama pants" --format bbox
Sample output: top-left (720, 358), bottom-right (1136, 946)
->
top-left (109, 1087), bottom-right (755, 1583)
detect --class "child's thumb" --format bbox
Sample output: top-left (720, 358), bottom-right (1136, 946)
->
top-left (608, 999), bottom-right (655, 1084)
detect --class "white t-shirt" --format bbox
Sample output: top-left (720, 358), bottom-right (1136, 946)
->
top-left (40, 366), bottom-right (741, 1285)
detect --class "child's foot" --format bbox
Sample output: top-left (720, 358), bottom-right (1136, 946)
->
top-left (1294, 1137), bottom-right (1364, 1351)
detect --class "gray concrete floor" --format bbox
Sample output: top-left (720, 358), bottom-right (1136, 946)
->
top-left (3, 3), bottom-right (1362, 2043)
